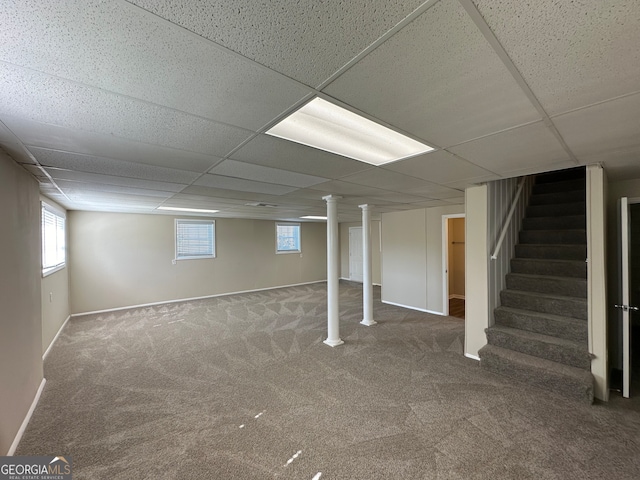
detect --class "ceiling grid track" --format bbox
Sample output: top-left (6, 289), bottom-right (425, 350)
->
top-left (457, 0), bottom-right (580, 166)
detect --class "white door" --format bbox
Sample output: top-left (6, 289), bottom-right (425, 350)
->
top-left (617, 197), bottom-right (639, 398)
top-left (349, 227), bottom-right (363, 282)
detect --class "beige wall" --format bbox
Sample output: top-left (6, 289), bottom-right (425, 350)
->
top-left (381, 209), bottom-right (427, 310)
top-left (448, 217), bottom-right (465, 297)
top-left (0, 151), bottom-right (43, 455)
top-left (40, 196), bottom-right (70, 356)
top-left (69, 212), bottom-right (327, 313)
top-left (339, 221), bottom-right (381, 284)
top-left (465, 185), bottom-right (489, 359)
top-left (381, 205), bottom-right (464, 313)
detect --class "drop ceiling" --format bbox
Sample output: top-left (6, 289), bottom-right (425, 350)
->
top-left (1, 0), bottom-right (639, 222)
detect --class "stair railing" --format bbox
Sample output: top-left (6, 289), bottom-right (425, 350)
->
top-left (490, 178), bottom-right (526, 260)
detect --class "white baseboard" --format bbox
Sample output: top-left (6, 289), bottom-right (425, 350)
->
top-left (448, 294), bottom-right (466, 300)
top-left (7, 378), bottom-right (46, 456)
top-left (43, 315), bottom-right (70, 360)
top-left (464, 353), bottom-right (480, 361)
top-left (340, 277), bottom-right (381, 287)
top-left (381, 300), bottom-right (445, 316)
top-left (71, 280), bottom-right (327, 317)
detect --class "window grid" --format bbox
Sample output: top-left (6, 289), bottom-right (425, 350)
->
top-left (42, 202), bottom-right (66, 275)
top-left (276, 223), bottom-right (301, 253)
top-left (176, 219), bottom-right (215, 260)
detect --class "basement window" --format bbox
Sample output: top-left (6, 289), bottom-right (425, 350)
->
top-left (276, 223), bottom-right (301, 254)
top-left (41, 202), bottom-right (66, 277)
top-left (176, 219), bottom-right (215, 260)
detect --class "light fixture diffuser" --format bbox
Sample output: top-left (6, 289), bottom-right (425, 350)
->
top-left (301, 215), bottom-right (327, 220)
top-left (158, 207), bottom-right (219, 214)
top-left (266, 97), bottom-right (434, 166)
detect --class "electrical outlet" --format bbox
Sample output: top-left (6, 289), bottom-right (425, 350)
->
top-left (172, 259), bottom-right (177, 265)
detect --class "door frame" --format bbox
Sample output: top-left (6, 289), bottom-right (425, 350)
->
top-left (619, 196), bottom-right (640, 398)
top-left (442, 214), bottom-right (465, 316)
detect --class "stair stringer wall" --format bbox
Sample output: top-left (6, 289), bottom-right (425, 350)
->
top-left (586, 164), bottom-right (608, 401)
top-left (487, 176), bottom-right (536, 327)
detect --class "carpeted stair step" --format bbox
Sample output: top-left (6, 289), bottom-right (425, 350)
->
top-left (478, 344), bottom-right (594, 403)
top-left (519, 229), bottom-right (586, 245)
top-left (486, 325), bottom-right (591, 369)
top-left (523, 215), bottom-right (585, 230)
top-left (529, 189), bottom-right (585, 206)
top-left (510, 258), bottom-right (586, 279)
top-left (515, 243), bottom-right (587, 260)
top-left (532, 178), bottom-right (585, 195)
top-left (526, 202), bottom-right (586, 218)
top-left (500, 290), bottom-right (587, 320)
top-left (506, 273), bottom-right (586, 298)
top-left (494, 306), bottom-right (588, 343)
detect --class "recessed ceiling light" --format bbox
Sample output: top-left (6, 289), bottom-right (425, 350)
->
top-left (157, 207), bottom-right (219, 214)
top-left (301, 215), bottom-right (327, 220)
top-left (266, 97), bottom-right (434, 166)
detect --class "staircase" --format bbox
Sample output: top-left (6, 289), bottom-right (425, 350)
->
top-left (479, 168), bottom-right (595, 403)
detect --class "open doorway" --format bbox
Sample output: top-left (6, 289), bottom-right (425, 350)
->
top-left (443, 215), bottom-right (465, 318)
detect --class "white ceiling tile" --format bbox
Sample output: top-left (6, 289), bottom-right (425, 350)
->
top-left (56, 180), bottom-right (175, 199)
top-left (181, 185), bottom-right (284, 203)
top-left (209, 159), bottom-right (327, 188)
top-left (448, 122), bottom-right (573, 176)
top-left (474, 0), bottom-right (640, 115)
top-left (373, 192), bottom-right (433, 203)
top-left (402, 184), bottom-right (464, 199)
top-left (194, 174), bottom-right (298, 195)
top-left (128, 0), bottom-right (428, 87)
top-left (230, 134), bottom-right (371, 179)
top-left (44, 168), bottom-right (187, 192)
top-left (63, 191), bottom-right (166, 206)
top-left (0, 0), bottom-right (312, 131)
top-left (408, 199), bottom-right (454, 208)
top-left (338, 168), bottom-right (441, 192)
top-left (307, 181), bottom-right (392, 197)
top-left (553, 93), bottom-right (640, 163)
top-left (1, 0), bottom-right (639, 220)
top-left (0, 119), bottom-right (36, 164)
top-left (168, 193), bottom-right (249, 207)
top-left (29, 147), bottom-right (201, 184)
top-left (589, 151), bottom-right (640, 182)
top-left (324, 0), bottom-right (540, 147)
top-left (0, 64), bottom-right (252, 158)
top-left (2, 115), bottom-right (221, 172)
top-left (383, 150), bottom-right (499, 184)
top-left (20, 164), bottom-right (48, 180)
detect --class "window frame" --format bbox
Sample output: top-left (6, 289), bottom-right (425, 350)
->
top-left (41, 201), bottom-right (66, 277)
top-left (175, 218), bottom-right (216, 261)
top-left (275, 222), bottom-right (301, 254)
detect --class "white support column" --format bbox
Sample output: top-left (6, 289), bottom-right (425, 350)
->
top-left (323, 195), bottom-right (343, 347)
top-left (359, 204), bottom-right (376, 326)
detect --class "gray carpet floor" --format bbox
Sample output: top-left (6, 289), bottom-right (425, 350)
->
top-left (17, 281), bottom-right (640, 479)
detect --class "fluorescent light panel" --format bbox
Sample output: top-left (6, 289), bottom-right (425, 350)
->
top-left (266, 97), bottom-right (434, 166)
top-left (301, 215), bottom-right (327, 220)
top-left (158, 206), bottom-right (219, 213)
